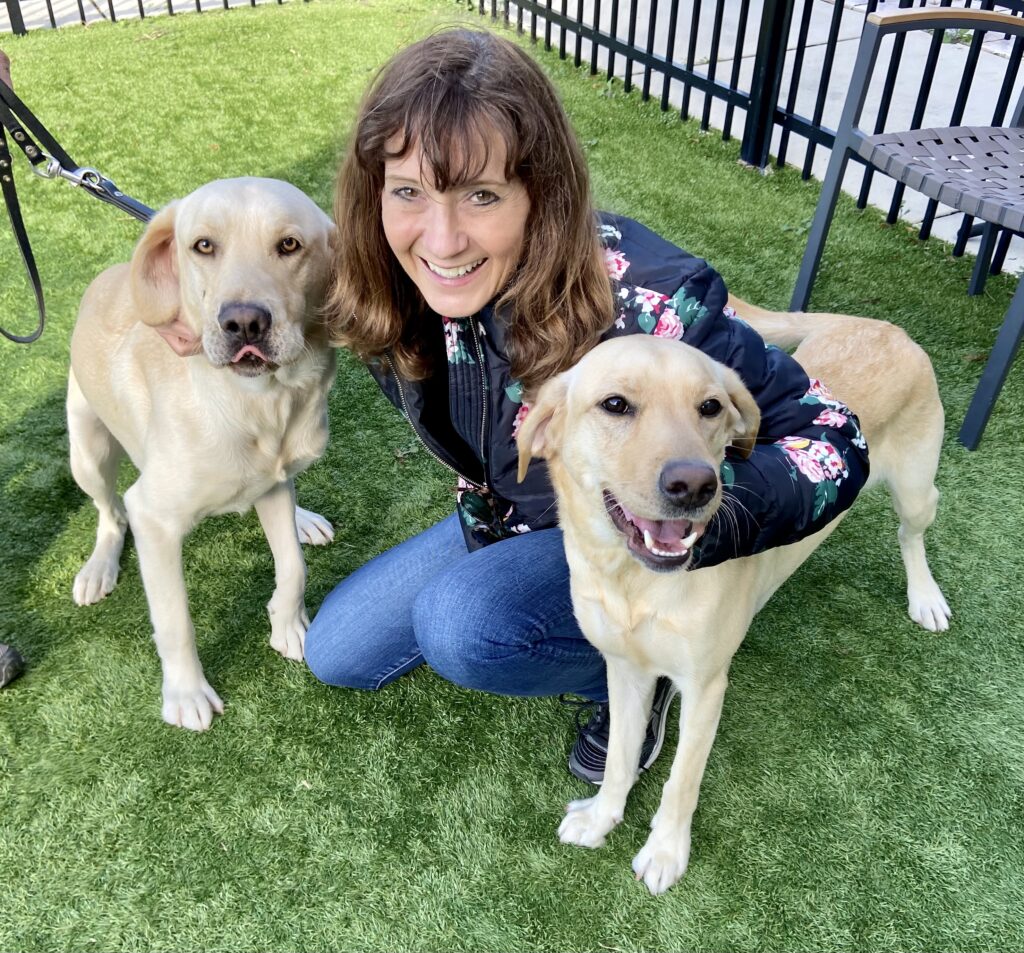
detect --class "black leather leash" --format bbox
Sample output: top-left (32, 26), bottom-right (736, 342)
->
top-left (0, 76), bottom-right (154, 344)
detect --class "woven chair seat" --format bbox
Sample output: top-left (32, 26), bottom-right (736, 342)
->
top-left (857, 126), bottom-right (1024, 233)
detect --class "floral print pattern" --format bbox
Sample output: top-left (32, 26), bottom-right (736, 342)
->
top-left (443, 316), bottom-right (475, 365)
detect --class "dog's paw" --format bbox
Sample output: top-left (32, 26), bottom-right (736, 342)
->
top-left (558, 796), bottom-right (623, 849)
top-left (295, 506), bottom-right (334, 546)
top-left (161, 679), bottom-right (224, 732)
top-left (908, 582), bottom-right (951, 633)
top-left (72, 556), bottom-right (120, 606)
top-left (269, 607), bottom-right (309, 662)
top-left (631, 826), bottom-right (691, 895)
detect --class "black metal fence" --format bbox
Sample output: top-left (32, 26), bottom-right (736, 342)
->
top-left (2, 0), bottom-right (298, 35)
top-left (474, 0), bottom-right (1024, 280)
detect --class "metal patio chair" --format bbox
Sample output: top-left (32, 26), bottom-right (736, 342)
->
top-left (790, 7), bottom-right (1024, 450)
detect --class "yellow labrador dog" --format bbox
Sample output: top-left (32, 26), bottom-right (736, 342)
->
top-left (517, 300), bottom-right (950, 894)
top-left (67, 178), bottom-right (336, 731)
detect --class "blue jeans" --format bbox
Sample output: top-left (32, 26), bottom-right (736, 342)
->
top-left (304, 513), bottom-right (608, 702)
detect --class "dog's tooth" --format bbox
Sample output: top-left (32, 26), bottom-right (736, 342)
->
top-left (682, 530), bottom-right (699, 549)
top-left (643, 529), bottom-right (655, 551)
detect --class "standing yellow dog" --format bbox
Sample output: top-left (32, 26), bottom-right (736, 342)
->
top-left (517, 300), bottom-right (950, 893)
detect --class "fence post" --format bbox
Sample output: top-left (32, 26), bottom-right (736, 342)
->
top-left (4, 0), bottom-right (26, 34)
top-left (741, 0), bottom-right (793, 168)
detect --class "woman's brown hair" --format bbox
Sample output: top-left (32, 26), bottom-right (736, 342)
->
top-left (326, 27), bottom-right (614, 394)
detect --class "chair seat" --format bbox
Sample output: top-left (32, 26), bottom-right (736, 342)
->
top-left (857, 126), bottom-right (1024, 233)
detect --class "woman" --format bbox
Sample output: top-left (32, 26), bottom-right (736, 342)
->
top-left (305, 27), bottom-right (868, 784)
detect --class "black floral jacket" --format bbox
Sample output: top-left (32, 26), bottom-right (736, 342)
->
top-left (367, 213), bottom-right (869, 569)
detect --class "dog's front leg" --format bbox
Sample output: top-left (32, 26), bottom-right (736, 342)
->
top-left (255, 480), bottom-right (308, 662)
top-left (124, 484), bottom-right (223, 731)
top-left (632, 666), bottom-right (729, 894)
top-left (559, 657), bottom-right (656, 848)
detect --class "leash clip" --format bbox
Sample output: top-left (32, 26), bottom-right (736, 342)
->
top-left (32, 154), bottom-right (102, 189)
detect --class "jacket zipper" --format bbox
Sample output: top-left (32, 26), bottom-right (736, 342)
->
top-left (469, 318), bottom-right (490, 485)
top-left (383, 353), bottom-right (483, 489)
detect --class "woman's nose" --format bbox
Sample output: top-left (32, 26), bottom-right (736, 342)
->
top-left (420, 199), bottom-right (467, 260)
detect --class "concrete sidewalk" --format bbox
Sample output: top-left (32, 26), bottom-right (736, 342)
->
top-left (3, 0), bottom-right (1021, 275)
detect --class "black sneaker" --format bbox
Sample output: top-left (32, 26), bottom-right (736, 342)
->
top-left (564, 676), bottom-right (680, 785)
top-left (0, 643), bottom-right (25, 689)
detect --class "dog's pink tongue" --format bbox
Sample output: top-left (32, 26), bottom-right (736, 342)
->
top-left (620, 504), bottom-right (697, 552)
top-left (232, 344), bottom-right (269, 363)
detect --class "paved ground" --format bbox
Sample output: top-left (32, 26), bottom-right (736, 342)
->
top-left (2, 0), bottom-right (1021, 276)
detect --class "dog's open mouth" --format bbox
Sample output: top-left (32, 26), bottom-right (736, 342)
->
top-left (603, 490), bottom-right (705, 572)
top-left (229, 344), bottom-right (276, 377)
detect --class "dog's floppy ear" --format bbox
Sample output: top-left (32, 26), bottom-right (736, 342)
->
top-left (130, 200), bottom-right (181, 328)
top-left (721, 365), bottom-right (760, 458)
top-left (516, 373), bottom-right (570, 482)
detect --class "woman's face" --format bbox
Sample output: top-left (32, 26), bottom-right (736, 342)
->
top-left (381, 132), bottom-right (531, 319)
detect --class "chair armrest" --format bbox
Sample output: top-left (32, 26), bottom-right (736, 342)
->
top-left (867, 6), bottom-right (1024, 37)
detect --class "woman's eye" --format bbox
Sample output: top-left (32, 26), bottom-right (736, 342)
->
top-left (699, 398), bottom-right (723, 418)
top-left (392, 187), bottom-right (418, 201)
top-left (192, 238), bottom-right (214, 255)
top-left (600, 395), bottom-right (632, 415)
top-left (469, 190), bottom-right (499, 206)
top-left (278, 236), bottom-right (302, 255)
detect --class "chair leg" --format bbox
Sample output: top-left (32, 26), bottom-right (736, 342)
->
top-left (791, 144), bottom-right (852, 312)
top-left (967, 224), bottom-right (998, 297)
top-left (959, 275), bottom-right (1024, 450)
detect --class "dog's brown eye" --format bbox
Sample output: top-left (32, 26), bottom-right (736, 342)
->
top-left (600, 395), bottom-right (632, 415)
top-left (699, 398), bottom-right (723, 418)
top-left (277, 236), bottom-right (302, 255)
top-left (192, 238), bottom-right (215, 255)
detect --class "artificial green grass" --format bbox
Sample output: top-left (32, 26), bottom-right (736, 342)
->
top-left (1, 1), bottom-right (1023, 949)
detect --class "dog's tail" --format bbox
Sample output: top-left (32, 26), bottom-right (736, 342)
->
top-left (728, 294), bottom-right (856, 350)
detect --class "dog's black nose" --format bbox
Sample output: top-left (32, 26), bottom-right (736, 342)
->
top-left (218, 302), bottom-right (271, 343)
top-left (659, 460), bottom-right (718, 510)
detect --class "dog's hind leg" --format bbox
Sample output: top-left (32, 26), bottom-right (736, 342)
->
top-left (875, 413), bottom-right (951, 633)
top-left (67, 371), bottom-right (128, 606)
top-left (256, 479), bottom-right (309, 662)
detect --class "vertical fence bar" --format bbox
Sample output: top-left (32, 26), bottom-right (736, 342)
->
top-left (679, 0), bottom-right (701, 120)
top-left (856, 0), bottom-right (915, 209)
top-left (591, 0), bottom-right (602, 74)
top-left (5, 0), bottom-right (26, 33)
top-left (574, 0), bottom-right (583, 66)
top-left (741, 0), bottom-right (792, 167)
top-left (886, 13), bottom-right (946, 225)
top-left (607, 0), bottom-right (620, 80)
top-left (76, 0), bottom-right (87, 24)
top-left (920, 0), bottom-right (981, 240)
top-left (45, 0), bottom-right (57, 28)
top-left (775, 0), bottom-right (813, 167)
top-left (623, 0), bottom-right (639, 93)
top-left (107, 0), bottom-right (117, 21)
top-left (559, 0), bottom-right (568, 59)
top-left (699, 0), bottom-right (726, 131)
top-left (545, 0), bottom-right (553, 51)
top-left (800, 0), bottom-right (843, 179)
top-left (722, 0), bottom-right (751, 141)
top-left (640, 0), bottom-right (659, 101)
top-left (660, 0), bottom-right (681, 112)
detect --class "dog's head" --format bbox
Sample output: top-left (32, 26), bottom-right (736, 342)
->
top-left (129, 177), bottom-right (335, 378)
top-left (517, 336), bottom-right (760, 572)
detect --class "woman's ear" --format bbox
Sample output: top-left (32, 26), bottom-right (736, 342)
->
top-left (516, 373), bottom-right (570, 481)
top-left (130, 201), bottom-right (181, 328)
top-left (721, 365), bottom-right (761, 458)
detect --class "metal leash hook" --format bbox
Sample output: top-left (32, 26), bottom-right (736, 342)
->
top-left (33, 155), bottom-right (101, 189)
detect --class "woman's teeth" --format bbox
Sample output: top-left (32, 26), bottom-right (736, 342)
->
top-left (426, 259), bottom-right (485, 279)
